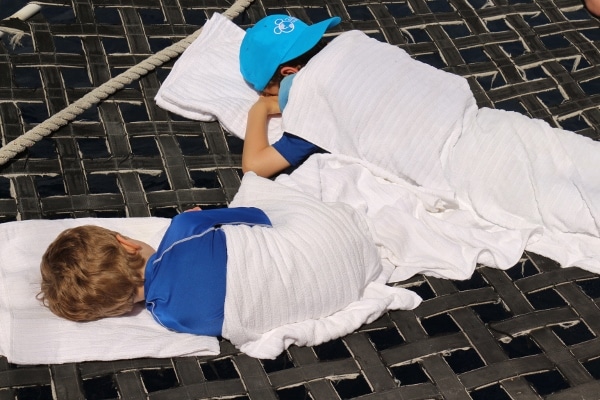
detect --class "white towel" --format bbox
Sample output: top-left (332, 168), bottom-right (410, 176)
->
top-left (155, 12), bottom-right (283, 143)
top-left (280, 32), bottom-right (600, 275)
top-left (0, 218), bottom-right (219, 365)
top-left (283, 30), bottom-right (477, 194)
top-left (222, 173), bottom-right (421, 359)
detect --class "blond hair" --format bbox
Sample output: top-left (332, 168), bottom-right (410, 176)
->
top-left (39, 225), bottom-right (145, 321)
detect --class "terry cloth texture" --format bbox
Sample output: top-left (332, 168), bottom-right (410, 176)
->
top-left (222, 173), bottom-right (421, 359)
top-left (283, 30), bottom-right (476, 194)
top-left (0, 176), bottom-right (421, 363)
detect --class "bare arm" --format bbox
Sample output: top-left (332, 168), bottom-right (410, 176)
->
top-left (242, 96), bottom-right (291, 177)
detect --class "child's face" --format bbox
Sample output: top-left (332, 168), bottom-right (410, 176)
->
top-left (261, 83), bottom-right (279, 97)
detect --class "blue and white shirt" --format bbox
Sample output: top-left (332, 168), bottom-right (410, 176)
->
top-left (144, 207), bottom-right (271, 336)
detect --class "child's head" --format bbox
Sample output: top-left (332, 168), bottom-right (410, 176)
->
top-left (239, 14), bottom-right (341, 92)
top-left (39, 225), bottom-right (146, 322)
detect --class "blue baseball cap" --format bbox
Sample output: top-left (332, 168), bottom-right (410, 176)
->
top-left (239, 14), bottom-right (341, 91)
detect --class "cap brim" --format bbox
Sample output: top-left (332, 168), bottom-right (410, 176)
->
top-left (281, 16), bottom-right (341, 63)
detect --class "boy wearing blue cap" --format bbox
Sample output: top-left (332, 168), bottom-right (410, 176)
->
top-left (239, 14), bottom-right (340, 177)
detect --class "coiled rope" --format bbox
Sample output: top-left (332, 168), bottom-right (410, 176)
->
top-left (0, 0), bottom-right (255, 166)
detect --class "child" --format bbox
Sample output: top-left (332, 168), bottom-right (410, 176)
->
top-left (239, 14), bottom-right (340, 177)
top-left (38, 174), bottom-right (399, 352)
top-left (39, 207), bottom-right (271, 336)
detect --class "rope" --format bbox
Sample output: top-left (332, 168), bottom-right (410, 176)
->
top-left (0, 0), bottom-right (255, 166)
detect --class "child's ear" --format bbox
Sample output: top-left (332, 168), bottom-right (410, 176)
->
top-left (116, 234), bottom-right (142, 254)
top-left (279, 66), bottom-right (300, 76)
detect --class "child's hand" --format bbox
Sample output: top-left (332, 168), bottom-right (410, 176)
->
top-left (184, 206), bottom-right (202, 212)
top-left (243, 94), bottom-right (291, 177)
top-left (253, 95), bottom-right (281, 116)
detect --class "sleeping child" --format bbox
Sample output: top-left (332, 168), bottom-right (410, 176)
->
top-left (238, 14), bottom-right (600, 257)
top-left (39, 173), bottom-right (421, 358)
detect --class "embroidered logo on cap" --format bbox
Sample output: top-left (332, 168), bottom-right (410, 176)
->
top-left (273, 17), bottom-right (298, 34)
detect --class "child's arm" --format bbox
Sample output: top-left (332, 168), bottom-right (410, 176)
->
top-left (242, 96), bottom-right (291, 177)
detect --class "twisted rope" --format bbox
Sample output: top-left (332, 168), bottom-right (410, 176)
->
top-left (0, 0), bottom-right (255, 166)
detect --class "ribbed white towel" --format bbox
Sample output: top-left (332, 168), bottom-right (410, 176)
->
top-left (0, 218), bottom-right (219, 365)
top-left (275, 154), bottom-right (536, 282)
top-left (447, 108), bottom-right (600, 273)
top-left (223, 173), bottom-right (422, 359)
top-left (283, 30), bottom-right (477, 194)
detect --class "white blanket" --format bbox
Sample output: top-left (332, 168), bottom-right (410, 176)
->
top-left (282, 32), bottom-right (600, 274)
top-left (155, 13), bottom-right (600, 277)
top-left (283, 30), bottom-right (477, 194)
top-left (222, 173), bottom-right (421, 359)
top-left (0, 217), bottom-right (219, 365)
top-left (275, 155), bottom-right (534, 282)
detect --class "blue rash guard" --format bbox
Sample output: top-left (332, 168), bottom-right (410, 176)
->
top-left (273, 133), bottom-right (322, 166)
top-left (272, 74), bottom-right (325, 166)
top-left (144, 207), bottom-right (272, 336)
